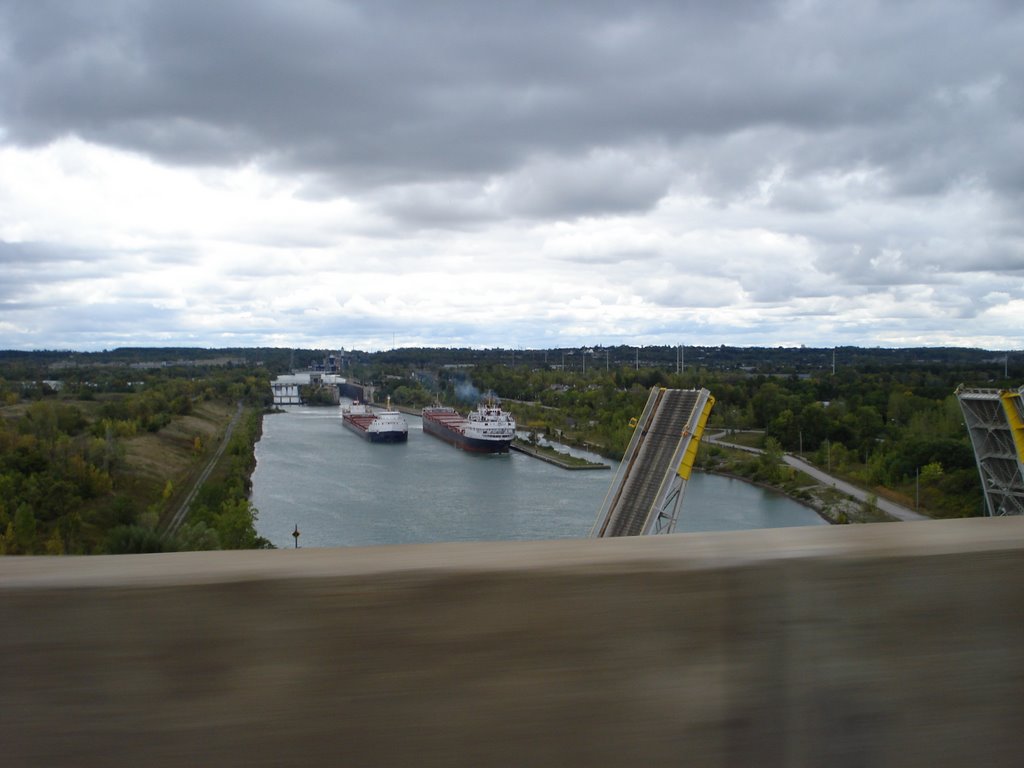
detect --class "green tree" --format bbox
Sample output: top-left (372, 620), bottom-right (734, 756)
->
top-left (214, 498), bottom-right (260, 549)
top-left (105, 525), bottom-right (176, 554)
top-left (12, 504), bottom-right (37, 554)
top-left (920, 461), bottom-right (944, 483)
top-left (757, 437), bottom-right (784, 483)
top-left (768, 408), bottom-right (799, 450)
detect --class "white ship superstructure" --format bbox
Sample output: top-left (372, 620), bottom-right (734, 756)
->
top-left (421, 401), bottom-right (515, 453)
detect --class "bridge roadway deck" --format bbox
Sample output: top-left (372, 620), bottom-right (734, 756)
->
top-left (597, 388), bottom-right (700, 537)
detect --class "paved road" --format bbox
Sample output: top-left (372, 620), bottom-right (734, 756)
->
top-left (706, 431), bottom-right (928, 522)
top-left (164, 402), bottom-right (244, 536)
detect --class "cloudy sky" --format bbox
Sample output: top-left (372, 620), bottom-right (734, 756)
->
top-left (1, 0), bottom-right (1022, 352)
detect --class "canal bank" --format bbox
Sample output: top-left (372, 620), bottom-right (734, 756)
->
top-left (703, 431), bottom-right (925, 524)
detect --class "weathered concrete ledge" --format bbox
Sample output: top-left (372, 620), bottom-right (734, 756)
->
top-left (3, 517), bottom-right (1023, 767)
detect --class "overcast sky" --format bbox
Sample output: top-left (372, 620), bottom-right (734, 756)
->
top-left (1, 0), bottom-right (1022, 352)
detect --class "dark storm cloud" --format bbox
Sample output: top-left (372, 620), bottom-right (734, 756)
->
top-left (0, 240), bottom-right (66, 266)
top-left (0, 240), bottom-right (112, 292)
top-left (2, 0), bottom-right (1021, 218)
top-left (0, 239), bottom-right (192, 279)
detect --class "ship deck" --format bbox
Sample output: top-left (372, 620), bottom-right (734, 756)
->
top-left (344, 415), bottom-right (375, 431)
top-left (424, 410), bottom-right (468, 429)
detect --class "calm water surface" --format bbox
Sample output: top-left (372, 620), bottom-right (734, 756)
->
top-left (251, 405), bottom-right (824, 548)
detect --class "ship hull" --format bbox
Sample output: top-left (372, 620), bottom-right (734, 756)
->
top-left (422, 411), bottom-right (512, 453)
top-left (342, 415), bottom-right (408, 443)
top-left (368, 429), bottom-right (408, 444)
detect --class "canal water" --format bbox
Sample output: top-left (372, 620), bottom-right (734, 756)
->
top-left (251, 405), bottom-right (825, 549)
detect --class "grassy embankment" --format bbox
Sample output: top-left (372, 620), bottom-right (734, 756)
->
top-left (119, 399), bottom-right (237, 525)
top-left (0, 392), bottom-right (267, 554)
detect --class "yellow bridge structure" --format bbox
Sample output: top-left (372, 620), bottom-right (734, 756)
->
top-left (957, 385), bottom-right (1024, 516)
top-left (592, 387), bottom-right (715, 537)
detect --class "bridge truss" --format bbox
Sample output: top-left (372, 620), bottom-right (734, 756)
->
top-left (957, 385), bottom-right (1024, 516)
top-left (592, 387), bottom-right (715, 537)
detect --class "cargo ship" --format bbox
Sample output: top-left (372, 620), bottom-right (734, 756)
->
top-left (341, 400), bottom-right (409, 443)
top-left (421, 401), bottom-right (516, 453)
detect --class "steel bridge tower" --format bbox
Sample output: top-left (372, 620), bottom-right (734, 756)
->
top-left (592, 387), bottom-right (715, 537)
top-left (957, 385), bottom-right (1024, 516)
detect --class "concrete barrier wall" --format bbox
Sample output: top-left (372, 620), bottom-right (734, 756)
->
top-left (3, 518), bottom-right (1023, 767)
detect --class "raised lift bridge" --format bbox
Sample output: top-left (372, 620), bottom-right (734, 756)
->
top-left (957, 385), bottom-right (1024, 516)
top-left (592, 387), bottom-right (715, 537)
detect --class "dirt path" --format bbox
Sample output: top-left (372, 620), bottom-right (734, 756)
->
top-left (163, 402), bottom-right (243, 536)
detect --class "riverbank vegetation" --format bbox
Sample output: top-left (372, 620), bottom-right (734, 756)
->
top-left (0, 357), bottom-right (273, 554)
